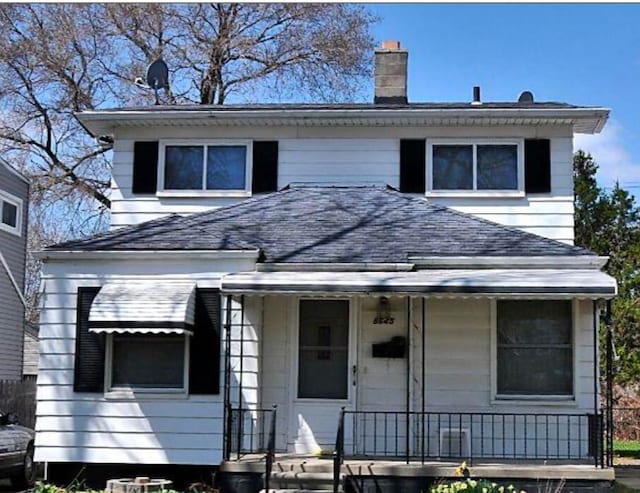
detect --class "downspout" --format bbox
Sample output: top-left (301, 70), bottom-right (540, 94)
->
top-left (0, 250), bottom-right (26, 307)
top-left (592, 300), bottom-right (600, 467)
top-left (605, 300), bottom-right (614, 467)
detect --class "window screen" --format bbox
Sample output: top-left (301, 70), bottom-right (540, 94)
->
top-left (164, 146), bottom-right (204, 190)
top-left (477, 145), bottom-right (518, 190)
top-left (497, 300), bottom-right (573, 396)
top-left (112, 335), bottom-right (185, 389)
top-left (298, 300), bottom-right (349, 399)
top-left (206, 146), bottom-right (246, 190)
top-left (432, 145), bottom-right (473, 190)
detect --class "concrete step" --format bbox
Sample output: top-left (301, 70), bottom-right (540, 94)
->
top-left (267, 471), bottom-right (343, 490)
top-left (259, 490), bottom-right (336, 493)
top-left (273, 461), bottom-right (334, 474)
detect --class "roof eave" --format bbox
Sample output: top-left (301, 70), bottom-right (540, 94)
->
top-left (76, 107), bottom-right (611, 137)
top-left (35, 249), bottom-right (261, 262)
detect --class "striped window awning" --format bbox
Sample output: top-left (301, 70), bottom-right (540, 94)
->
top-left (220, 269), bottom-right (616, 299)
top-left (88, 282), bottom-right (196, 334)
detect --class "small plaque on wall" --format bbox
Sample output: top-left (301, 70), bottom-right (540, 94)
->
top-left (372, 336), bottom-right (406, 358)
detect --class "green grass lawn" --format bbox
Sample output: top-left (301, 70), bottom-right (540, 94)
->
top-left (615, 440), bottom-right (640, 458)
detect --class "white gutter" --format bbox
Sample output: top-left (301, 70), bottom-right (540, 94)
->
top-left (256, 262), bottom-right (416, 272)
top-left (407, 256), bottom-right (610, 270)
top-left (77, 106), bottom-right (610, 120)
top-left (76, 106), bottom-right (610, 135)
top-left (0, 250), bottom-right (26, 307)
top-left (35, 249), bottom-right (260, 262)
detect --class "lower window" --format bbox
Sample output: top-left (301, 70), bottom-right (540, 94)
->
top-left (107, 334), bottom-right (190, 392)
top-left (496, 300), bottom-right (573, 397)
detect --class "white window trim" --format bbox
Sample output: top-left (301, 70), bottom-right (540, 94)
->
top-left (104, 333), bottom-right (191, 399)
top-left (157, 139), bottom-right (253, 197)
top-left (490, 299), bottom-right (577, 405)
top-left (426, 139), bottom-right (525, 198)
top-left (0, 189), bottom-right (23, 237)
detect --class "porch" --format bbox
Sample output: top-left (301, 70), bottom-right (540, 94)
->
top-left (217, 267), bottom-right (615, 491)
top-left (220, 407), bottom-right (614, 492)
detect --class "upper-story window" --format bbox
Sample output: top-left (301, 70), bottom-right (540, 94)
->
top-left (427, 140), bottom-right (524, 195)
top-left (0, 190), bottom-right (21, 236)
top-left (158, 141), bottom-right (251, 196)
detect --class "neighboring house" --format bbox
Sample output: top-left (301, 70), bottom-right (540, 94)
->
top-left (23, 323), bottom-right (39, 380)
top-left (0, 160), bottom-right (28, 382)
top-left (35, 42), bottom-right (617, 491)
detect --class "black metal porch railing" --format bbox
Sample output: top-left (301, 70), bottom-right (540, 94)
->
top-left (264, 405), bottom-right (277, 492)
top-left (337, 410), bottom-right (606, 467)
top-left (333, 407), bottom-right (346, 493)
top-left (226, 406), bottom-right (277, 460)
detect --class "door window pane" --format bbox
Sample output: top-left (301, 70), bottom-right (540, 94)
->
top-left (497, 300), bottom-right (572, 396)
top-left (206, 146), bottom-right (246, 190)
top-left (298, 300), bottom-right (349, 399)
top-left (477, 145), bottom-right (518, 190)
top-left (2, 201), bottom-right (17, 228)
top-left (164, 146), bottom-right (204, 189)
top-left (432, 145), bottom-right (473, 190)
top-left (112, 335), bottom-right (185, 389)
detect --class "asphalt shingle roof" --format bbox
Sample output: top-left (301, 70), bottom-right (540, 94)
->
top-left (49, 186), bottom-right (592, 262)
top-left (98, 101), bottom-right (584, 112)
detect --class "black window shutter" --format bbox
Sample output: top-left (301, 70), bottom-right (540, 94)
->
top-left (189, 289), bottom-right (221, 394)
top-left (525, 139), bottom-right (551, 193)
top-left (73, 287), bottom-right (104, 393)
top-left (252, 141), bottom-right (279, 193)
top-left (400, 139), bottom-right (426, 193)
top-left (132, 141), bottom-right (159, 194)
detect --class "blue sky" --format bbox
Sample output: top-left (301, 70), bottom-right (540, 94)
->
top-left (368, 3), bottom-right (640, 194)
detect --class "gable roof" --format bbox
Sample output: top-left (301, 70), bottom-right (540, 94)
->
top-left (48, 186), bottom-right (593, 263)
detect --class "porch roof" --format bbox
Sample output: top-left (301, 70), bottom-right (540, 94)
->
top-left (48, 186), bottom-right (594, 262)
top-left (220, 269), bottom-right (616, 298)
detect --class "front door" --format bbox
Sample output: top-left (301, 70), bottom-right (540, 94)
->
top-left (289, 298), bottom-right (356, 453)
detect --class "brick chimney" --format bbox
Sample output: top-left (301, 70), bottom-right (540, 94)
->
top-left (374, 40), bottom-right (408, 104)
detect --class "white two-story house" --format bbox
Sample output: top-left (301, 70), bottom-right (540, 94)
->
top-left (35, 42), bottom-right (616, 492)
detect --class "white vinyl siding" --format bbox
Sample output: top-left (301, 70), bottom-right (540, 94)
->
top-left (431, 138), bottom-right (575, 243)
top-left (108, 126), bottom-right (575, 244)
top-left (34, 256), bottom-right (256, 465)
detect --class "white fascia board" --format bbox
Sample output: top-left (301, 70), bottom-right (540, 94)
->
top-left (34, 249), bottom-right (260, 262)
top-left (408, 256), bottom-right (610, 270)
top-left (256, 262), bottom-right (415, 272)
top-left (76, 107), bottom-right (610, 137)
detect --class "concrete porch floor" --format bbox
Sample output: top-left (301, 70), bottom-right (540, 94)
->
top-left (220, 453), bottom-right (615, 482)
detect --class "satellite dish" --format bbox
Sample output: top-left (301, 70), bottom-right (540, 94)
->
top-left (145, 58), bottom-right (169, 105)
top-left (518, 90), bottom-right (534, 103)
